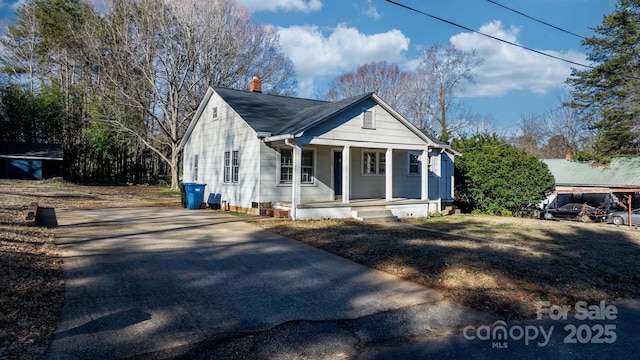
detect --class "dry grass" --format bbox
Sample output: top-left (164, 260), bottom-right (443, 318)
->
top-left (0, 178), bottom-right (181, 210)
top-left (0, 179), bottom-right (180, 359)
top-left (259, 215), bottom-right (640, 320)
top-left (0, 206), bottom-right (63, 359)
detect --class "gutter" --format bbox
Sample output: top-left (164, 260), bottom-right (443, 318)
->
top-left (264, 134), bottom-right (294, 142)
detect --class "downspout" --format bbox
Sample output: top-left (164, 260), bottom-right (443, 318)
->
top-left (256, 132), bottom-right (271, 217)
top-left (284, 138), bottom-right (297, 220)
top-left (258, 142), bottom-right (261, 216)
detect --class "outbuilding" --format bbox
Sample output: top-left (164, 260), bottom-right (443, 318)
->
top-left (0, 142), bottom-right (63, 180)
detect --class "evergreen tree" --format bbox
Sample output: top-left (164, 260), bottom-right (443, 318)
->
top-left (452, 134), bottom-right (556, 217)
top-left (567, 0), bottom-right (640, 155)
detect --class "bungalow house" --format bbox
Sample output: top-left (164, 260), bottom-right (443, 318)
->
top-left (179, 77), bottom-right (459, 220)
top-left (542, 153), bottom-right (640, 210)
top-left (0, 142), bottom-right (63, 180)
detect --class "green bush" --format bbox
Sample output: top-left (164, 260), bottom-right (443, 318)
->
top-left (452, 134), bottom-right (555, 217)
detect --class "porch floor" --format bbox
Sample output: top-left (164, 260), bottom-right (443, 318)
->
top-left (274, 198), bottom-right (428, 209)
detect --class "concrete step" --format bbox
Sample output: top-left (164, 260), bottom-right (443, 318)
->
top-left (352, 207), bottom-right (398, 222)
top-left (358, 215), bottom-right (400, 222)
top-left (441, 205), bottom-right (459, 216)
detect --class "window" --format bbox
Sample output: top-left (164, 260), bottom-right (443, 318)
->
top-left (409, 152), bottom-right (421, 175)
top-left (232, 150), bottom-right (239, 183)
top-left (378, 152), bottom-right (386, 175)
top-left (223, 152), bottom-right (231, 182)
top-left (363, 152), bottom-right (376, 174)
top-left (280, 149), bottom-right (293, 184)
top-left (362, 150), bottom-right (385, 175)
top-left (362, 109), bottom-right (374, 129)
top-left (301, 150), bottom-right (314, 184)
top-left (224, 151), bottom-right (239, 183)
top-left (193, 154), bottom-right (199, 182)
top-left (212, 107), bottom-right (218, 120)
top-left (279, 148), bottom-right (315, 184)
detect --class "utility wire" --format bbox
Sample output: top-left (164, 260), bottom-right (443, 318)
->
top-left (486, 0), bottom-right (586, 39)
top-left (383, 0), bottom-right (593, 69)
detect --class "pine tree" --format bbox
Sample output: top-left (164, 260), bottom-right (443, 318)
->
top-left (567, 0), bottom-right (640, 155)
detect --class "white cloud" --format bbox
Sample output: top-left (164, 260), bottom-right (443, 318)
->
top-left (237, 0), bottom-right (322, 12)
top-left (359, 0), bottom-right (381, 21)
top-left (450, 20), bottom-right (586, 97)
top-left (277, 24), bottom-right (410, 96)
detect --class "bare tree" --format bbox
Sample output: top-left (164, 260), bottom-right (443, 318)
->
top-left (511, 113), bottom-right (546, 157)
top-left (413, 43), bottom-right (483, 142)
top-left (87, 0), bottom-right (297, 189)
top-left (0, 3), bottom-right (41, 92)
top-left (548, 92), bottom-right (594, 151)
top-left (397, 70), bottom-right (435, 135)
top-left (323, 61), bottom-right (410, 109)
top-left (455, 111), bottom-right (495, 138)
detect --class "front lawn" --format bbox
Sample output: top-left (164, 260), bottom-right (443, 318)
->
top-left (259, 215), bottom-right (640, 320)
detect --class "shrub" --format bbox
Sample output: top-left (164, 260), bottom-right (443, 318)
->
top-left (452, 134), bottom-right (555, 217)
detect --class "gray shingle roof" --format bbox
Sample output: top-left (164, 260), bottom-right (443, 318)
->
top-left (543, 158), bottom-right (640, 188)
top-left (211, 87), bottom-right (447, 147)
top-left (212, 87), bottom-right (372, 136)
top-left (0, 142), bottom-right (63, 160)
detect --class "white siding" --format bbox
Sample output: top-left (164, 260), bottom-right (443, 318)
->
top-left (350, 149), bottom-right (385, 199)
top-left (392, 151), bottom-right (422, 199)
top-left (303, 99), bottom-right (426, 147)
top-left (260, 145), bottom-right (334, 203)
top-left (182, 92), bottom-right (261, 209)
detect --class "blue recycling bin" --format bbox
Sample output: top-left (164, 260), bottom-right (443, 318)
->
top-left (184, 183), bottom-right (206, 209)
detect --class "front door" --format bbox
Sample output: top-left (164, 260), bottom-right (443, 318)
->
top-left (333, 151), bottom-right (342, 197)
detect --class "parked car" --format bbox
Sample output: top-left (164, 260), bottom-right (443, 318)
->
top-left (607, 209), bottom-right (640, 225)
top-left (541, 203), bottom-right (608, 222)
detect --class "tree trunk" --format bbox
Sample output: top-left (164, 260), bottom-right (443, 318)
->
top-left (170, 143), bottom-right (180, 189)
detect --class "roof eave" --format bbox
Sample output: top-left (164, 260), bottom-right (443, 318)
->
top-left (0, 155), bottom-right (63, 161)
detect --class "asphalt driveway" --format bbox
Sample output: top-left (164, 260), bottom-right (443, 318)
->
top-left (45, 208), bottom-right (640, 359)
top-left (46, 208), bottom-right (454, 359)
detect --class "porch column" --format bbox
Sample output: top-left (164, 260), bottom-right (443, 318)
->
top-left (291, 144), bottom-right (301, 219)
top-left (342, 145), bottom-right (350, 204)
top-left (421, 148), bottom-right (429, 201)
top-left (385, 148), bottom-right (393, 201)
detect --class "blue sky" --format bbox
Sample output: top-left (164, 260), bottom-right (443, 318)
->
top-left (0, 0), bottom-right (618, 133)
top-left (236, 0), bottom-right (617, 133)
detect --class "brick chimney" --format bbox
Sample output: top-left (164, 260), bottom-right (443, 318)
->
top-left (249, 76), bottom-right (262, 93)
top-left (565, 147), bottom-right (572, 161)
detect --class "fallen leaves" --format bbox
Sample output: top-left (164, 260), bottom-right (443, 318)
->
top-left (0, 209), bottom-right (64, 359)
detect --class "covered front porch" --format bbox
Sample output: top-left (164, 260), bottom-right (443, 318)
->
top-left (265, 137), bottom-right (435, 220)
